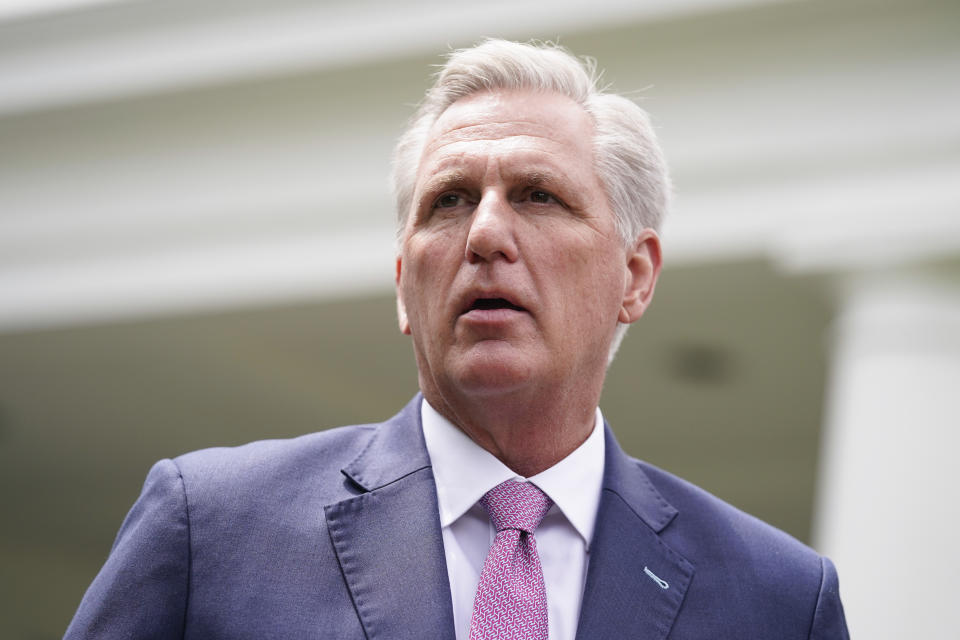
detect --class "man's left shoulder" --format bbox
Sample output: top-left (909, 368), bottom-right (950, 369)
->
top-left (626, 459), bottom-right (848, 637)
top-left (636, 458), bottom-right (822, 573)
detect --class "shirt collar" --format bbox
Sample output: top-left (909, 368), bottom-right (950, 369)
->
top-left (421, 398), bottom-right (605, 548)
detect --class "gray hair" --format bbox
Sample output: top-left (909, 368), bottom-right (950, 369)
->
top-left (391, 39), bottom-right (671, 361)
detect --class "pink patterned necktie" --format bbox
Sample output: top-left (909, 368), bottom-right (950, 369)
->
top-left (469, 479), bottom-right (553, 640)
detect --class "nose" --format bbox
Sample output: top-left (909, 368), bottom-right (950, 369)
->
top-left (465, 190), bottom-right (519, 263)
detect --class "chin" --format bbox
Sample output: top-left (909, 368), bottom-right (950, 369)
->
top-left (446, 346), bottom-right (539, 397)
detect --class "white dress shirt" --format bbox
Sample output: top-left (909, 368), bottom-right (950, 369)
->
top-left (420, 399), bottom-right (605, 640)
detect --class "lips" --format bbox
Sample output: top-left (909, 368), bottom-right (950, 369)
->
top-left (469, 297), bottom-right (525, 312)
top-left (460, 292), bottom-right (529, 316)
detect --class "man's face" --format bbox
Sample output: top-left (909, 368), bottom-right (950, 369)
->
top-left (396, 89), bottom-right (658, 404)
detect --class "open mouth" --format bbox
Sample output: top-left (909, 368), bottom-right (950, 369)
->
top-left (469, 297), bottom-right (526, 312)
top-left (462, 296), bottom-right (527, 314)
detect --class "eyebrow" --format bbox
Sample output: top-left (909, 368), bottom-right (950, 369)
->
top-left (515, 170), bottom-right (557, 187)
top-left (418, 171), bottom-right (468, 200)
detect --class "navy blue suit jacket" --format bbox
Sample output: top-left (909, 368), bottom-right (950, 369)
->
top-left (66, 396), bottom-right (848, 638)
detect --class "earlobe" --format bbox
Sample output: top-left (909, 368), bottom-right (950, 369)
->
top-left (396, 256), bottom-right (411, 335)
top-left (619, 229), bottom-right (662, 324)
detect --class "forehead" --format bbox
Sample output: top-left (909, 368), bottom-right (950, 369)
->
top-left (418, 90), bottom-right (596, 178)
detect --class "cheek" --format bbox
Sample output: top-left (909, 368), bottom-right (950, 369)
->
top-left (559, 249), bottom-right (627, 320)
top-left (400, 238), bottom-right (459, 321)
top-left (549, 238), bottom-right (622, 287)
top-left (409, 226), bottom-right (464, 266)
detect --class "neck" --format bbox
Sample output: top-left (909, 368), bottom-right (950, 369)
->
top-left (423, 383), bottom-right (600, 477)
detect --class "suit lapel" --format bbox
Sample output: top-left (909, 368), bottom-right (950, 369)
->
top-left (576, 425), bottom-right (695, 640)
top-left (324, 397), bottom-right (455, 640)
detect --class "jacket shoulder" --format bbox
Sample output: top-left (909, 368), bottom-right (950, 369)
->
top-left (171, 423), bottom-right (378, 505)
top-left (638, 459), bottom-right (819, 565)
top-left (635, 459), bottom-right (844, 638)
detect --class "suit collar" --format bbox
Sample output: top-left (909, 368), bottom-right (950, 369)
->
top-left (340, 394), bottom-right (432, 491)
top-left (600, 422), bottom-right (678, 533)
top-left (575, 423), bottom-right (695, 640)
top-left (326, 395), bottom-right (456, 640)
top-left (329, 401), bottom-right (695, 640)
top-left (341, 398), bottom-right (678, 532)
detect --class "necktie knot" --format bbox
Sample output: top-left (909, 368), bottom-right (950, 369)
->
top-left (480, 479), bottom-right (552, 534)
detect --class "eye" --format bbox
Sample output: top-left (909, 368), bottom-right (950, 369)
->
top-left (434, 193), bottom-right (464, 209)
top-left (525, 189), bottom-right (565, 207)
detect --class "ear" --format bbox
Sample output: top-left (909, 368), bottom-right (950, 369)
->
top-left (618, 229), bottom-right (662, 324)
top-left (395, 256), bottom-right (411, 335)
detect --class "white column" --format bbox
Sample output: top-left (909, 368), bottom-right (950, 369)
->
top-left (813, 270), bottom-right (960, 638)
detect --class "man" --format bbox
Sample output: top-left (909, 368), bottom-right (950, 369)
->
top-left (66, 40), bottom-right (848, 639)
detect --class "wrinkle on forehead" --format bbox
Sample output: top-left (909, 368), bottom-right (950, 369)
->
top-left (425, 145), bottom-right (573, 177)
top-left (423, 120), bottom-right (564, 157)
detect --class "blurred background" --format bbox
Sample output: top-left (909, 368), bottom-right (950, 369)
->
top-left (1, 0), bottom-right (958, 637)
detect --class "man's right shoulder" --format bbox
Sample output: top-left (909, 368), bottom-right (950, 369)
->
top-left (143, 395), bottom-right (424, 510)
top-left (154, 422), bottom-right (382, 511)
top-left (174, 422), bottom-right (378, 475)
